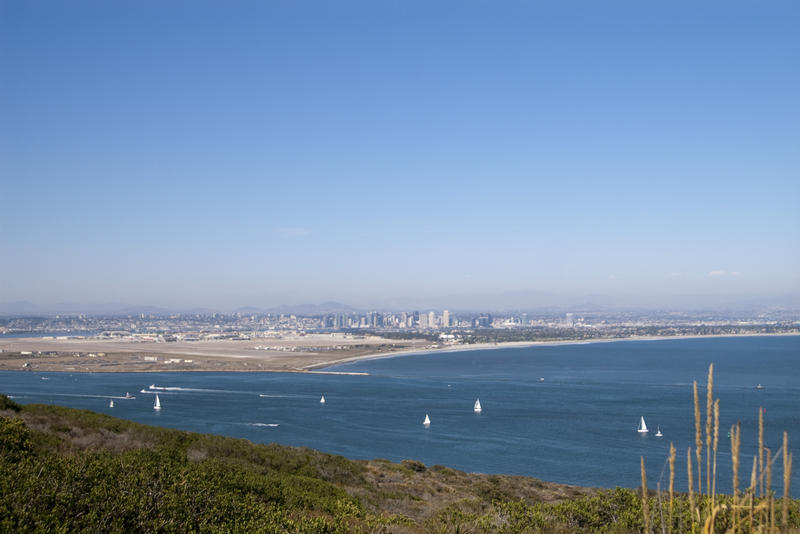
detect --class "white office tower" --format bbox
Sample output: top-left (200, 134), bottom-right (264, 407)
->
top-left (442, 310), bottom-right (450, 328)
top-left (428, 311), bottom-right (436, 328)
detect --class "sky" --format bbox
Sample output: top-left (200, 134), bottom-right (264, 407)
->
top-left (1, 1), bottom-right (799, 310)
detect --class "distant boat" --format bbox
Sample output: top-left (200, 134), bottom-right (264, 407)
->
top-left (755, 384), bottom-right (765, 390)
top-left (109, 400), bottom-right (114, 408)
top-left (423, 414), bottom-right (431, 426)
top-left (149, 384), bottom-right (156, 390)
top-left (638, 416), bottom-right (649, 433)
top-left (124, 392), bottom-right (135, 399)
top-left (474, 399), bottom-right (482, 413)
top-left (655, 427), bottom-right (663, 437)
top-left (320, 396), bottom-right (326, 404)
top-left (154, 394), bottom-right (161, 411)
top-left (538, 378), bottom-right (545, 382)
top-left (140, 389), bottom-right (148, 393)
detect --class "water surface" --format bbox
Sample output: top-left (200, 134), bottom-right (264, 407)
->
top-left (2, 335), bottom-right (797, 491)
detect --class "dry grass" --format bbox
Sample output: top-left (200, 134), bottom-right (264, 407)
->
top-left (641, 456), bottom-right (650, 533)
top-left (643, 364), bottom-right (795, 534)
top-left (669, 441), bottom-right (676, 527)
top-left (706, 363), bottom-right (714, 498)
top-left (694, 380), bottom-right (703, 497)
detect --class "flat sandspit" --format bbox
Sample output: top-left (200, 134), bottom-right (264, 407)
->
top-left (1, 332), bottom-right (795, 374)
top-left (0, 333), bottom-right (431, 373)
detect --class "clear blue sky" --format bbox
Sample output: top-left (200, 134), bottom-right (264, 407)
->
top-left (1, 1), bottom-right (798, 309)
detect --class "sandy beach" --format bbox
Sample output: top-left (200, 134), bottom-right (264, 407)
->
top-left (0, 332), bottom-right (796, 374)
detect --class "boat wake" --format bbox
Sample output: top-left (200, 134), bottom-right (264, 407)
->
top-left (248, 423), bottom-right (280, 428)
top-left (19, 393), bottom-right (132, 400)
top-left (148, 385), bottom-right (249, 394)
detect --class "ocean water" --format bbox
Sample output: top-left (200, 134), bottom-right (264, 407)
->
top-left (1, 335), bottom-right (797, 492)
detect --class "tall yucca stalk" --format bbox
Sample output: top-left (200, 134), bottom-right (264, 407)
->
top-left (711, 399), bottom-right (719, 512)
top-left (705, 364), bottom-right (714, 497)
top-left (783, 432), bottom-right (792, 533)
top-left (758, 407), bottom-right (765, 528)
top-left (688, 447), bottom-right (697, 530)
top-left (731, 423), bottom-right (741, 533)
top-left (748, 455), bottom-right (757, 532)
top-left (694, 381), bottom-right (703, 496)
top-left (641, 456), bottom-right (650, 534)
top-left (766, 447), bottom-right (774, 531)
top-left (759, 407), bottom-right (765, 499)
top-left (669, 442), bottom-right (676, 531)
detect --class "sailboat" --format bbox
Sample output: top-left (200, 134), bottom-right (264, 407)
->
top-left (423, 414), bottom-right (431, 426)
top-left (474, 399), bottom-right (482, 413)
top-left (154, 394), bottom-right (161, 411)
top-left (109, 400), bottom-right (114, 408)
top-left (320, 396), bottom-right (326, 404)
top-left (637, 416), bottom-right (648, 433)
top-left (655, 427), bottom-right (663, 437)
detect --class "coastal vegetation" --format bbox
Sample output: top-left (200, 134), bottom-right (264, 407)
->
top-left (640, 364), bottom-right (797, 533)
top-left (2, 393), bottom-right (798, 533)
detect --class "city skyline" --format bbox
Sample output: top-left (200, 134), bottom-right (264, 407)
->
top-left (2, 1), bottom-right (798, 309)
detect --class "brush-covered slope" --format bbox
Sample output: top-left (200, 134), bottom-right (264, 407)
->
top-left (1, 395), bottom-right (796, 533)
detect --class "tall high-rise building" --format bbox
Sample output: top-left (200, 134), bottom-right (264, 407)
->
top-left (418, 313), bottom-right (429, 328)
top-left (565, 313), bottom-right (574, 327)
top-left (428, 311), bottom-right (436, 328)
top-left (442, 310), bottom-right (450, 328)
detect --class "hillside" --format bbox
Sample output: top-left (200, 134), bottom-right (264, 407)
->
top-left (1, 395), bottom-right (797, 533)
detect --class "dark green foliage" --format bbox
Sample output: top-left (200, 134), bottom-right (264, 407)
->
top-left (2, 400), bottom-right (798, 533)
top-left (482, 488), bottom-right (643, 533)
top-left (0, 393), bottom-right (21, 411)
top-left (402, 459), bottom-right (427, 472)
top-left (0, 408), bottom-right (365, 533)
top-left (0, 416), bottom-right (32, 461)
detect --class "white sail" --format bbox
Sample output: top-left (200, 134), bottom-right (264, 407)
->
top-left (638, 416), bottom-right (648, 433)
top-left (423, 414), bottom-right (431, 426)
top-left (656, 426), bottom-right (663, 437)
top-left (320, 396), bottom-right (326, 404)
top-left (154, 394), bottom-right (161, 410)
top-left (474, 399), bottom-right (482, 413)
top-left (109, 400), bottom-right (114, 408)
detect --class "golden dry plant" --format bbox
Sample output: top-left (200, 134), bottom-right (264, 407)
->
top-left (706, 363), bottom-right (714, 497)
top-left (695, 380), bottom-right (703, 496)
top-left (642, 364), bottom-right (794, 534)
top-left (641, 456), bottom-right (650, 534)
top-left (669, 441), bottom-right (676, 527)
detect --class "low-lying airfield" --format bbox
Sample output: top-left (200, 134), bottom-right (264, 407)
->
top-left (0, 334), bottom-right (433, 373)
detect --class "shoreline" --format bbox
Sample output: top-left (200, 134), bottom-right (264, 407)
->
top-left (304, 331), bottom-right (800, 371)
top-left (1, 331), bottom-right (795, 374)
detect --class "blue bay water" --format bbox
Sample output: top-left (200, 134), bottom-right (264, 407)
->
top-left (1, 335), bottom-right (797, 492)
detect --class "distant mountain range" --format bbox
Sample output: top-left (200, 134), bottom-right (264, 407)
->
top-left (1, 293), bottom-right (799, 316)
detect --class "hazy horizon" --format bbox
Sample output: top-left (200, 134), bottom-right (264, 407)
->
top-left (3, 290), bottom-right (800, 316)
top-left (2, 1), bottom-right (798, 309)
